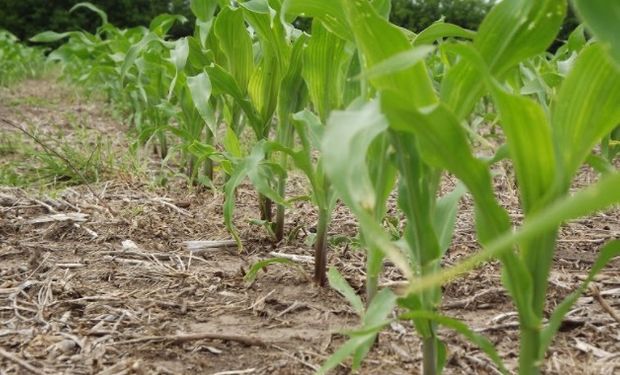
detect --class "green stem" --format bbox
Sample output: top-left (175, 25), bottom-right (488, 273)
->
top-left (422, 336), bottom-right (437, 375)
top-left (365, 240), bottom-right (382, 303)
top-left (275, 123), bottom-right (295, 242)
top-left (314, 207), bottom-right (330, 286)
top-left (158, 131), bottom-right (168, 159)
top-left (519, 327), bottom-right (541, 375)
top-left (275, 175), bottom-right (286, 241)
top-left (186, 155), bottom-right (196, 185)
top-left (203, 129), bottom-right (214, 182)
top-left (259, 194), bottom-right (273, 223)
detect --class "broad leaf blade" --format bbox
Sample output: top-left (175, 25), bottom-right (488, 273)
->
top-left (552, 44), bottom-right (620, 188)
top-left (573, 0), bottom-right (620, 66)
top-left (328, 267), bottom-right (364, 316)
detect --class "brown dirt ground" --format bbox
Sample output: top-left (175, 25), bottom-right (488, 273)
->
top-left (1, 79), bottom-right (619, 375)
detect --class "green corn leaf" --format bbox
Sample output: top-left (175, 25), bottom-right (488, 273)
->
top-left (341, 0), bottom-right (436, 107)
top-left (354, 45), bottom-right (435, 82)
top-left (241, 0), bottom-right (272, 14)
top-left (364, 131), bottom-right (398, 302)
top-left (367, 132), bottom-right (397, 220)
top-left (187, 71), bottom-right (215, 136)
top-left (292, 110), bottom-right (323, 150)
top-left (70, 2), bottom-right (108, 26)
top-left (214, 6), bottom-right (254, 92)
top-left (186, 36), bottom-right (212, 74)
top-left (150, 14), bottom-right (188, 37)
top-left (380, 92), bottom-right (511, 242)
top-left (441, 0), bottom-right (566, 120)
top-left (392, 132), bottom-right (441, 265)
top-left (244, 257), bottom-right (307, 284)
top-left (30, 31), bottom-right (75, 43)
top-left (379, 91), bottom-right (537, 325)
top-left (170, 37), bottom-right (190, 71)
top-left (354, 288), bottom-right (397, 369)
top-left (328, 267), bottom-right (364, 316)
top-left (476, 0), bottom-right (566, 75)
top-left (223, 141), bottom-right (287, 249)
top-left (277, 34), bottom-right (308, 131)
top-left (491, 86), bottom-right (556, 214)
top-left (303, 20), bottom-right (352, 121)
top-left (323, 100), bottom-right (412, 278)
top-left (266, 139), bottom-right (317, 196)
top-left (324, 100), bottom-right (383, 217)
top-left (322, 288), bottom-right (396, 372)
top-left (316, 335), bottom-right (372, 375)
top-left (434, 184), bottom-right (466, 254)
top-left (353, 288), bottom-right (397, 369)
top-left (167, 38), bottom-right (190, 100)
top-left (552, 44), bottom-right (620, 189)
top-left (120, 32), bottom-right (161, 80)
top-left (281, 0), bottom-right (351, 41)
top-left (241, 0), bottom-right (290, 71)
top-left (224, 125), bottom-right (243, 159)
top-left (413, 22), bottom-right (476, 46)
top-left (441, 41), bottom-right (557, 212)
top-left (205, 64), bottom-right (263, 132)
top-left (573, 0), bottom-right (620, 66)
top-left (247, 53), bottom-right (280, 133)
top-left (586, 154), bottom-right (616, 175)
top-left (242, 2), bottom-right (290, 130)
top-left (540, 240), bottom-right (620, 355)
top-left (187, 140), bottom-right (217, 160)
top-left (190, 0), bottom-right (219, 22)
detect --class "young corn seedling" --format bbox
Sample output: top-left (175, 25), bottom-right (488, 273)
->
top-left (200, 1), bottom-right (295, 240)
top-left (290, 19), bottom-right (357, 285)
top-left (0, 30), bottom-right (45, 86)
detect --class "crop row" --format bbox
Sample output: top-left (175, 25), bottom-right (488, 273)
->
top-left (16, 1), bottom-right (620, 373)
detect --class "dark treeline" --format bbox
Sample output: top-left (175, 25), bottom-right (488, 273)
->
top-left (1, 0), bottom-right (579, 46)
top-left (0, 0), bottom-right (194, 41)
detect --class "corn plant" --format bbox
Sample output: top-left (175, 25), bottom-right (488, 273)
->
top-left (0, 30), bottom-right (46, 86)
top-left (282, 0), bottom-right (620, 373)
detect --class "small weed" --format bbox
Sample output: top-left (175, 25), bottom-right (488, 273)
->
top-left (0, 127), bottom-right (117, 188)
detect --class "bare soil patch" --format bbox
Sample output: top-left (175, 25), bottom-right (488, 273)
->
top-left (1, 79), bottom-right (619, 374)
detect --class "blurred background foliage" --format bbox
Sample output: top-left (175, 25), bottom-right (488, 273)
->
top-left (0, 0), bottom-right (194, 41)
top-left (1, 0), bottom-right (580, 48)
